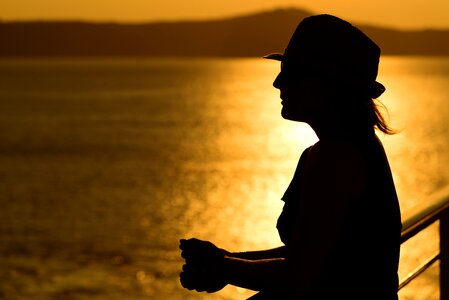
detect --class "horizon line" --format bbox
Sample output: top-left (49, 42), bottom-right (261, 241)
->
top-left (1, 7), bottom-right (449, 31)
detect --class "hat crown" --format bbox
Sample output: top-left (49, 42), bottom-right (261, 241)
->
top-left (284, 14), bottom-right (381, 81)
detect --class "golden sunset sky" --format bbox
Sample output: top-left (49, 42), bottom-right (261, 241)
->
top-left (2, 0), bottom-right (449, 29)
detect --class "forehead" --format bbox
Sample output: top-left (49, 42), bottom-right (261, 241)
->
top-left (280, 59), bottom-right (311, 73)
top-left (280, 59), bottom-right (333, 80)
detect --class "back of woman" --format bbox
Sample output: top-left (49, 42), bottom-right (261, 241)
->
top-left (320, 136), bottom-right (401, 299)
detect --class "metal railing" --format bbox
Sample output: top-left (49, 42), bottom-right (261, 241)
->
top-left (399, 185), bottom-right (449, 300)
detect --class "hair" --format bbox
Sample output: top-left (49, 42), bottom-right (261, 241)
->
top-left (368, 98), bottom-right (396, 135)
top-left (334, 86), bottom-right (396, 136)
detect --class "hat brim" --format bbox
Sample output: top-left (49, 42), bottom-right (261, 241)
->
top-left (263, 53), bottom-right (284, 61)
top-left (372, 81), bottom-right (386, 98)
top-left (263, 52), bottom-right (386, 98)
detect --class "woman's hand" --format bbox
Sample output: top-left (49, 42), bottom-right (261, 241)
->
top-left (179, 238), bottom-right (228, 293)
top-left (180, 262), bottom-right (227, 293)
top-left (180, 238), bottom-right (227, 264)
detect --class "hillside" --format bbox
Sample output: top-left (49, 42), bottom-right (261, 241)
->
top-left (1, 8), bottom-right (449, 57)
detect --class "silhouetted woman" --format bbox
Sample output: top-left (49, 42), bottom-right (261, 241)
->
top-left (179, 14), bottom-right (401, 300)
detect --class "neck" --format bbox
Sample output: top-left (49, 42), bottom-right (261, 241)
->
top-left (309, 117), bottom-right (374, 141)
top-left (311, 122), bottom-right (341, 141)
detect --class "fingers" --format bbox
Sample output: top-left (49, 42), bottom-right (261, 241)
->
top-left (179, 266), bottom-right (207, 292)
top-left (180, 271), bottom-right (195, 290)
top-left (179, 238), bottom-right (227, 293)
top-left (180, 249), bottom-right (197, 265)
top-left (179, 238), bottom-right (198, 254)
top-left (179, 238), bottom-right (203, 250)
top-left (179, 269), bottom-right (221, 293)
top-left (179, 238), bottom-right (189, 250)
top-left (179, 238), bottom-right (207, 263)
top-left (179, 239), bottom-right (191, 261)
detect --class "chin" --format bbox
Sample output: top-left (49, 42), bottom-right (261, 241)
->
top-left (281, 108), bottom-right (300, 122)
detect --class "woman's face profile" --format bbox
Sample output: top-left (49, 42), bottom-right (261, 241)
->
top-left (274, 61), bottom-right (329, 123)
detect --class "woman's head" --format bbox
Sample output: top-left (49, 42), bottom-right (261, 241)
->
top-left (266, 14), bottom-right (395, 135)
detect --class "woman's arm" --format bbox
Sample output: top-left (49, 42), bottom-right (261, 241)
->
top-left (180, 239), bottom-right (286, 261)
top-left (221, 256), bottom-right (290, 292)
top-left (226, 246), bottom-right (286, 260)
top-left (180, 240), bottom-right (288, 292)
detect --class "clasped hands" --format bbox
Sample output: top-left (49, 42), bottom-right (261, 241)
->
top-left (179, 238), bottom-right (228, 293)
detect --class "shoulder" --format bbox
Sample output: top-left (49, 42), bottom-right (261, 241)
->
top-left (309, 139), bottom-right (365, 169)
top-left (305, 139), bottom-right (367, 199)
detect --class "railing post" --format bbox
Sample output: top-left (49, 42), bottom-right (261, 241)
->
top-left (441, 211), bottom-right (449, 300)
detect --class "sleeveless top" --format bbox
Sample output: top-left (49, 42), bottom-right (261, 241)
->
top-left (276, 135), bottom-right (401, 300)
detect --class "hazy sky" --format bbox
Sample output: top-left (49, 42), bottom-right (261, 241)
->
top-left (2, 0), bottom-right (449, 29)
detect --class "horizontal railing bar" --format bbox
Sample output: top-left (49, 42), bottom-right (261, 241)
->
top-left (398, 252), bottom-right (440, 291)
top-left (395, 186), bottom-right (449, 294)
top-left (401, 217), bottom-right (439, 244)
top-left (401, 185), bottom-right (449, 244)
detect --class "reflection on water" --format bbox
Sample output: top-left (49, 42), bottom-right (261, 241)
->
top-left (0, 57), bottom-right (449, 299)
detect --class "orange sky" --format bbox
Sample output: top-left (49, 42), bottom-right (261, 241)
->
top-left (2, 0), bottom-right (449, 29)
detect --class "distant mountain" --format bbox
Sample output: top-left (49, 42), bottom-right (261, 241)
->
top-left (1, 8), bottom-right (449, 57)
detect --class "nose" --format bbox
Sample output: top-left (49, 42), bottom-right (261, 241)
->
top-left (273, 72), bottom-right (282, 89)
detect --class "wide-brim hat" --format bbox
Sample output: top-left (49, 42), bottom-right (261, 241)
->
top-left (264, 14), bottom-right (386, 98)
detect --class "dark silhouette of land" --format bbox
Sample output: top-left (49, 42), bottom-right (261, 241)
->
top-left (1, 8), bottom-right (449, 57)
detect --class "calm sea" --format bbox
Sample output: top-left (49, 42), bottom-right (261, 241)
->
top-left (1, 57), bottom-right (449, 300)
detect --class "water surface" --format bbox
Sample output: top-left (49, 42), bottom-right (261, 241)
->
top-left (1, 57), bottom-right (449, 299)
